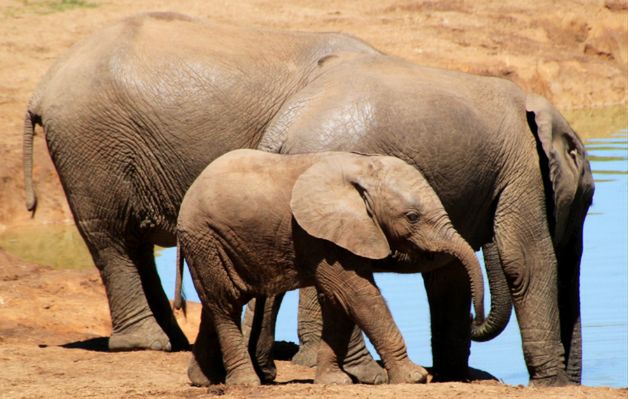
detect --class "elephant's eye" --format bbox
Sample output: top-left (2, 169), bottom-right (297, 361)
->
top-left (405, 211), bottom-right (419, 224)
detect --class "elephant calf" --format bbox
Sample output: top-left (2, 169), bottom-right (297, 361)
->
top-left (177, 149), bottom-right (487, 386)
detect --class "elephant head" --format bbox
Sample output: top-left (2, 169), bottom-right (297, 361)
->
top-left (526, 94), bottom-right (595, 383)
top-left (290, 154), bottom-right (487, 328)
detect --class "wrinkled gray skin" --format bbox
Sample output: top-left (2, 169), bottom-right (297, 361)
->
top-left (24, 13), bottom-right (594, 386)
top-left (23, 12), bottom-right (378, 353)
top-left (177, 149), bottom-right (487, 386)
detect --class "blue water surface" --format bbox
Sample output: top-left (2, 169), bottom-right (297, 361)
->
top-left (156, 130), bottom-right (628, 387)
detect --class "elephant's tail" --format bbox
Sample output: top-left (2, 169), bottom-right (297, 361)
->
top-left (470, 242), bottom-right (512, 342)
top-left (173, 238), bottom-right (187, 316)
top-left (23, 109), bottom-right (39, 215)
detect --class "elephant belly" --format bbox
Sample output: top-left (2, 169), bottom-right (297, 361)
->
top-left (208, 225), bottom-right (308, 298)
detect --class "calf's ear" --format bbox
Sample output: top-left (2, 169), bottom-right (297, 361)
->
top-left (290, 156), bottom-right (390, 260)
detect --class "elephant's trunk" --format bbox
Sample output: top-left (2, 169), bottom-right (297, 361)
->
top-left (557, 225), bottom-right (585, 383)
top-left (420, 221), bottom-right (485, 326)
top-left (446, 235), bottom-right (485, 327)
top-left (23, 110), bottom-right (37, 214)
top-left (471, 242), bottom-right (512, 342)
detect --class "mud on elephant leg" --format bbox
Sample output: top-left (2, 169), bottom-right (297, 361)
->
top-left (93, 241), bottom-right (174, 352)
top-left (422, 262), bottom-right (472, 382)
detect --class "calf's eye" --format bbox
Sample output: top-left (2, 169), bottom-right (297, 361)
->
top-left (405, 211), bottom-right (419, 224)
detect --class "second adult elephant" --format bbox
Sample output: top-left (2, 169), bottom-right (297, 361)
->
top-left (24, 12), bottom-right (593, 386)
top-left (249, 73), bottom-right (594, 386)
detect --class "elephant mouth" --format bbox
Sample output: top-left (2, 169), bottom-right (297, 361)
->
top-left (372, 249), bottom-right (443, 273)
top-left (390, 249), bottom-right (435, 264)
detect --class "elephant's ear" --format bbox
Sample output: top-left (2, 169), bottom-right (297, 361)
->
top-left (526, 93), bottom-right (593, 242)
top-left (290, 156), bottom-right (390, 260)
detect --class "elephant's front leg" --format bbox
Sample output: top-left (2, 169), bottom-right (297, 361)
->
top-left (316, 293), bottom-right (389, 385)
top-left (315, 258), bottom-right (428, 384)
top-left (422, 261), bottom-right (472, 382)
top-left (292, 287), bottom-right (324, 367)
top-left (315, 294), bottom-right (355, 385)
top-left (296, 286), bottom-right (387, 384)
top-left (493, 187), bottom-right (569, 386)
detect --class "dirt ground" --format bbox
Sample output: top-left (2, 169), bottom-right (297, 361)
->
top-left (1, 252), bottom-right (626, 399)
top-left (0, 1), bottom-right (626, 398)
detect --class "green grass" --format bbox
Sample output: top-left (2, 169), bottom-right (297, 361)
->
top-left (0, 224), bottom-right (93, 269)
top-left (3, 0), bottom-right (98, 18)
top-left (44, 0), bottom-right (97, 13)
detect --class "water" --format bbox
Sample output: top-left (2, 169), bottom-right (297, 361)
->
top-left (579, 130), bottom-right (628, 387)
top-left (153, 129), bottom-right (628, 387)
top-left (1, 126), bottom-right (625, 387)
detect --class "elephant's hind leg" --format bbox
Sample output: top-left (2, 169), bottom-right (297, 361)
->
top-left (91, 242), bottom-right (173, 351)
top-left (184, 235), bottom-right (259, 386)
top-left (241, 294), bottom-right (284, 383)
top-left (47, 132), bottom-right (184, 352)
top-left (211, 303), bottom-right (260, 386)
top-left (188, 306), bottom-right (226, 386)
top-left (136, 243), bottom-right (190, 351)
top-left (76, 219), bottom-right (178, 351)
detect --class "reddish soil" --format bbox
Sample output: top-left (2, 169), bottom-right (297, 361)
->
top-left (1, 251), bottom-right (625, 398)
top-left (0, 1), bottom-right (626, 398)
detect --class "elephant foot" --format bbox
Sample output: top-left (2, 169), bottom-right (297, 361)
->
top-left (163, 324), bottom-right (191, 352)
top-left (387, 361), bottom-right (429, 384)
top-left (109, 319), bottom-right (172, 351)
top-left (292, 342), bottom-right (319, 367)
top-left (530, 370), bottom-right (574, 387)
top-left (343, 358), bottom-right (388, 385)
top-left (188, 356), bottom-right (226, 386)
top-left (315, 367), bottom-right (353, 385)
top-left (226, 368), bottom-right (260, 386)
top-left (253, 359), bottom-right (277, 383)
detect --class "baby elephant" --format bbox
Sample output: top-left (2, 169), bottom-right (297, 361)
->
top-left (177, 149), bottom-right (485, 386)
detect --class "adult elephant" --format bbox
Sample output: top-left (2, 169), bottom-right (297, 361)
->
top-left (249, 67), bottom-right (594, 386)
top-left (23, 12), bottom-right (593, 386)
top-left (252, 70), bottom-right (594, 386)
top-left (23, 12), bottom-right (378, 352)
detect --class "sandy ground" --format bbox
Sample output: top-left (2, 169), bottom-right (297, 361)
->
top-left (1, 251), bottom-right (626, 398)
top-left (0, 0), bottom-right (626, 398)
